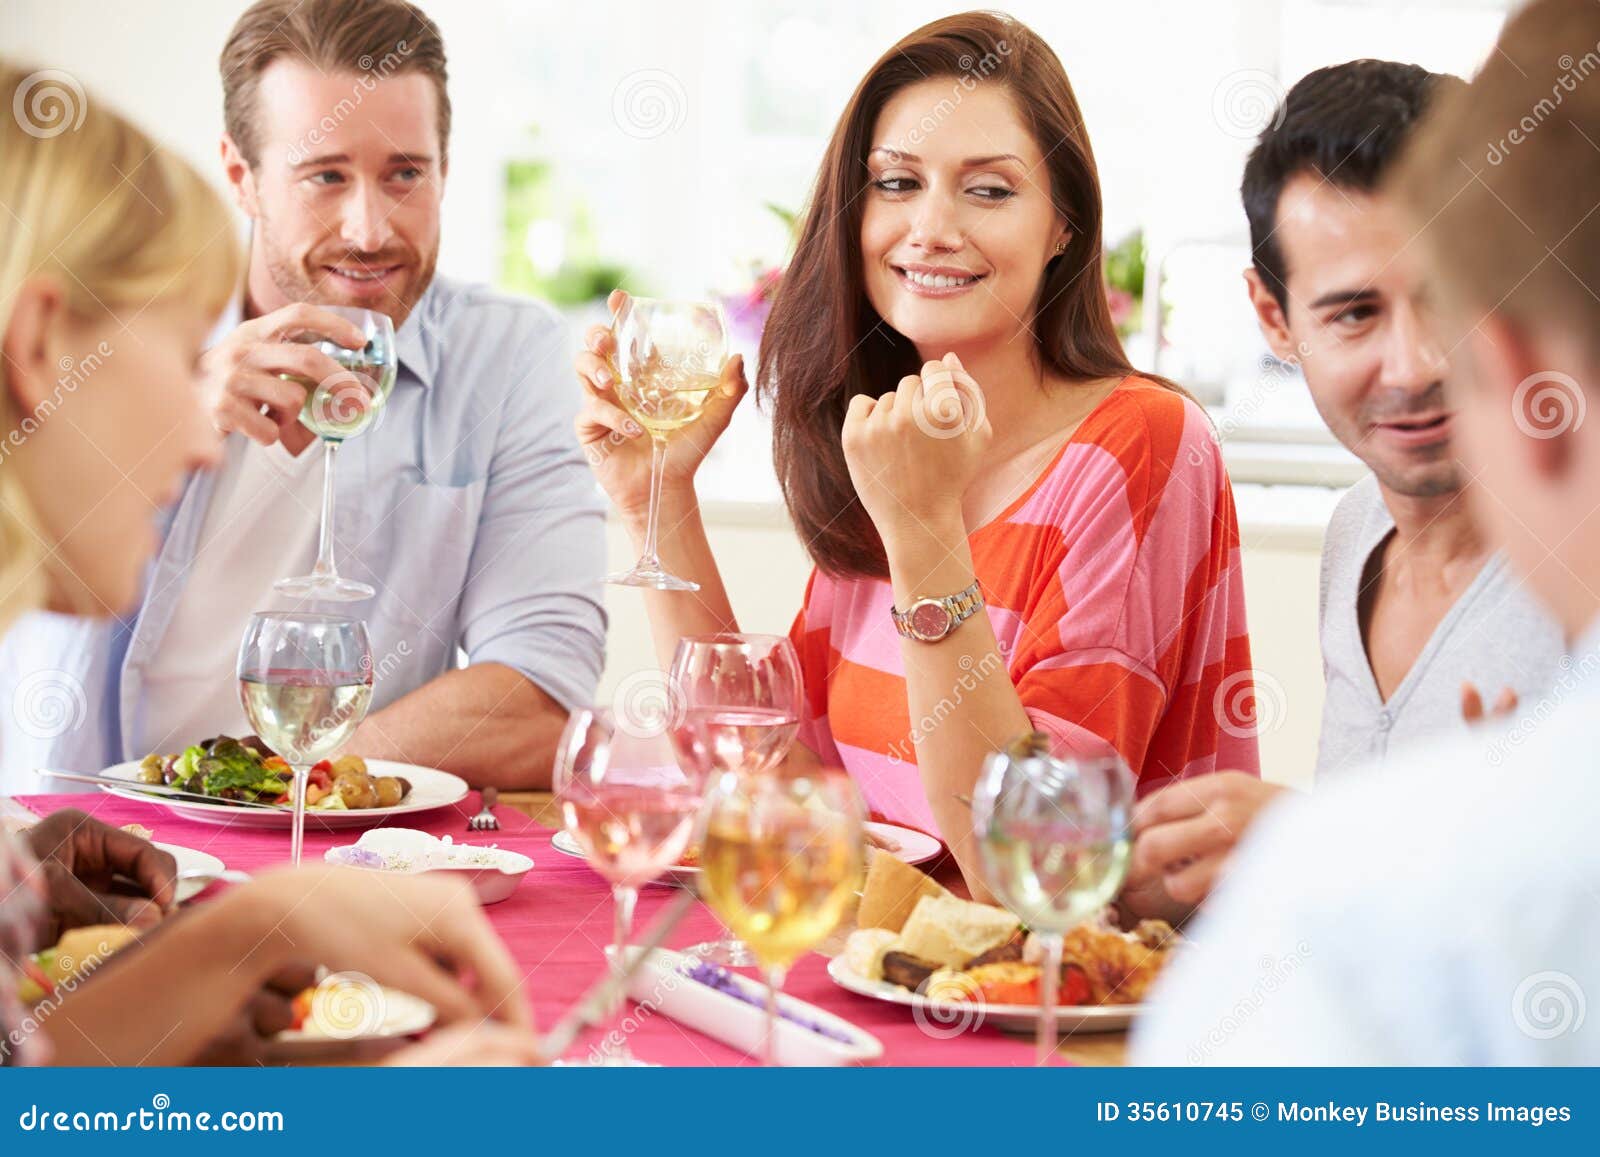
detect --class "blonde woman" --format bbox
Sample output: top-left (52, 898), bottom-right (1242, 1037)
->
top-left (0, 62), bottom-right (536, 1066)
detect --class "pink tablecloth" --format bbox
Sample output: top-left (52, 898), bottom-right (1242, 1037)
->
top-left (12, 793), bottom-right (1040, 1067)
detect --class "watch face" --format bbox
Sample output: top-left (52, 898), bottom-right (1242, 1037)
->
top-left (909, 601), bottom-right (952, 640)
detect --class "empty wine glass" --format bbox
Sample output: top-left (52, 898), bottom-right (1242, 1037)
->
top-left (668, 633), bottom-right (802, 965)
top-left (972, 731), bottom-right (1134, 1065)
top-left (275, 306), bottom-right (397, 601)
top-left (553, 706), bottom-right (701, 1065)
top-left (237, 613), bottom-right (373, 866)
top-left (605, 297), bottom-right (728, 591)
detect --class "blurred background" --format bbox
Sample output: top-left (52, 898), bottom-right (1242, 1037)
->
top-left (3, 0), bottom-right (1515, 781)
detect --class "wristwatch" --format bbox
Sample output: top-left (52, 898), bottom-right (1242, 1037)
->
top-left (891, 579), bottom-right (985, 642)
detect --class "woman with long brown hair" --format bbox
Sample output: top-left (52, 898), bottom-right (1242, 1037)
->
top-left (576, 12), bottom-right (1259, 905)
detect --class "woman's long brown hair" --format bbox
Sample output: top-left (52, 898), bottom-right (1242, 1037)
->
top-left (758, 11), bottom-right (1169, 579)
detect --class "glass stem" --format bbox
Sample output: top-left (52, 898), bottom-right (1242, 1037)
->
top-left (607, 884), bottom-right (639, 1061)
top-left (311, 439), bottom-right (341, 581)
top-left (762, 964), bottom-right (788, 1067)
top-left (636, 436), bottom-right (668, 572)
top-left (1037, 931), bottom-right (1063, 1066)
top-left (289, 764), bottom-right (310, 867)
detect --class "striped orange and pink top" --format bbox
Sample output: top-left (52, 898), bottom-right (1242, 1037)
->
top-left (788, 376), bottom-right (1262, 838)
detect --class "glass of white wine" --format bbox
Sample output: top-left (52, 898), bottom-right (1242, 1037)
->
top-left (698, 768), bottom-right (864, 1066)
top-left (607, 297), bottom-right (728, 591)
top-left (237, 613), bottom-right (374, 866)
top-left (668, 633), bottom-right (803, 965)
top-left (972, 731), bottom-right (1135, 1065)
top-left (275, 306), bottom-right (398, 602)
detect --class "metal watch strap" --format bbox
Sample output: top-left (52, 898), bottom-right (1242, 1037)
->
top-left (892, 579), bottom-right (985, 640)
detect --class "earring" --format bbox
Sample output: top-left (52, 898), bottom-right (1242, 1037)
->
top-left (1053, 240), bottom-right (1066, 255)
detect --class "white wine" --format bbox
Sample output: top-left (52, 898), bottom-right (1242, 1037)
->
top-left (671, 707), bottom-right (799, 776)
top-left (614, 360), bottom-right (718, 436)
top-left (981, 822), bottom-right (1130, 934)
top-left (297, 349), bottom-right (396, 441)
top-left (700, 819), bottom-right (859, 969)
top-left (239, 677), bottom-right (373, 765)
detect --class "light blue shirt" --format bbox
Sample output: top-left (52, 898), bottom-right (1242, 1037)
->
top-left (1132, 620), bottom-right (1600, 1065)
top-left (0, 276), bottom-right (606, 788)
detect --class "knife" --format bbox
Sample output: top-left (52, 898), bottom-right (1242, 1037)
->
top-left (34, 768), bottom-right (288, 811)
top-left (538, 887), bottom-right (698, 1062)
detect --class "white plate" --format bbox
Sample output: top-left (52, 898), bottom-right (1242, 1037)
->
top-left (550, 820), bottom-right (942, 884)
top-left (619, 946), bottom-right (882, 1066)
top-left (825, 955), bottom-right (1141, 1036)
top-left (274, 984), bottom-right (436, 1045)
top-left (99, 760), bottom-right (470, 829)
top-left (154, 842), bottom-right (234, 904)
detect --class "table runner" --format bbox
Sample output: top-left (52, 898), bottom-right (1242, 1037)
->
top-left (13, 793), bottom-right (1043, 1066)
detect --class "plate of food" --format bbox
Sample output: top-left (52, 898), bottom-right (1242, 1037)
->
top-left (825, 855), bottom-right (1179, 1036)
top-left (549, 820), bottom-right (941, 886)
top-left (100, 736), bottom-right (469, 829)
top-left (273, 972), bottom-right (437, 1055)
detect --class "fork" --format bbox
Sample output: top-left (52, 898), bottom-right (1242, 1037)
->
top-left (467, 786), bottom-right (500, 833)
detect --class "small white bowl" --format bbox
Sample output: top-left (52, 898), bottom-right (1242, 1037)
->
top-left (324, 828), bottom-right (534, 905)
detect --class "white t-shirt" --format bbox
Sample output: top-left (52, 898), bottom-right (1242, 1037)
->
top-left (136, 439), bottom-right (325, 754)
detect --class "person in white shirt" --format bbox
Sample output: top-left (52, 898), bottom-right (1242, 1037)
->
top-left (1134, 0), bottom-right (1600, 1064)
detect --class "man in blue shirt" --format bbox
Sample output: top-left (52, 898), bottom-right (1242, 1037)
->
top-left (0, 0), bottom-right (605, 790)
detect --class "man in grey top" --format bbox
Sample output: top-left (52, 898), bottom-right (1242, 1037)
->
top-left (1125, 60), bottom-right (1564, 909)
top-left (0, 0), bottom-right (605, 791)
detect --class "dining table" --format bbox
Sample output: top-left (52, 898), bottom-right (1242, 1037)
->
top-left (6, 789), bottom-right (1128, 1067)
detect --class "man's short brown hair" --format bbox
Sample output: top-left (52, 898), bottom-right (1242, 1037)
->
top-left (220, 0), bottom-right (450, 167)
top-left (1390, 0), bottom-right (1600, 350)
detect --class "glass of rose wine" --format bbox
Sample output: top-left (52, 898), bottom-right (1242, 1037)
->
top-left (668, 633), bottom-right (802, 965)
top-left (972, 732), bottom-right (1134, 1065)
top-left (698, 768), bottom-right (864, 1066)
top-left (275, 305), bottom-right (398, 602)
top-left (237, 613), bottom-right (374, 866)
top-left (553, 706), bottom-right (702, 1065)
top-left (606, 297), bottom-right (728, 591)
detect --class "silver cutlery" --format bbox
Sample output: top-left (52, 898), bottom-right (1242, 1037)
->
top-left (467, 786), bottom-right (499, 832)
top-left (35, 769), bottom-right (286, 810)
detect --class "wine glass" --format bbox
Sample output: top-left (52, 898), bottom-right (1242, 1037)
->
top-left (972, 732), bottom-right (1135, 1066)
top-left (668, 633), bottom-right (802, 965)
top-left (698, 768), bottom-right (864, 1067)
top-left (553, 706), bottom-right (702, 1065)
top-left (606, 297), bottom-right (729, 591)
top-left (275, 306), bottom-right (398, 601)
top-left (237, 613), bottom-right (374, 866)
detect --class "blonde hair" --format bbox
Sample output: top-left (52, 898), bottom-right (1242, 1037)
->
top-left (1390, 0), bottom-right (1600, 354)
top-left (1, 60), bottom-right (243, 630)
